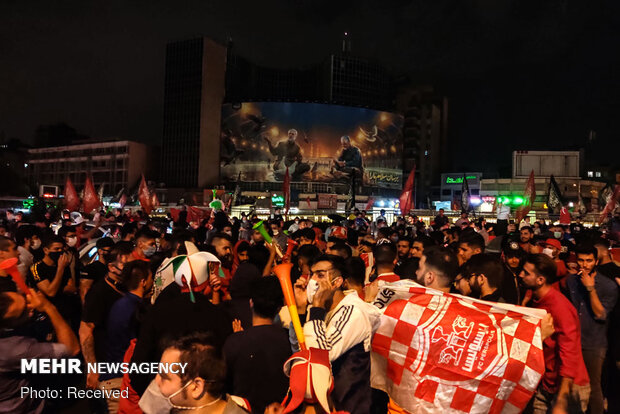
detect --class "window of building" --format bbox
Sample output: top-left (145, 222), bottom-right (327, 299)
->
top-left (587, 171), bottom-right (593, 177)
top-left (442, 189), bottom-right (451, 196)
top-left (595, 171), bottom-right (601, 177)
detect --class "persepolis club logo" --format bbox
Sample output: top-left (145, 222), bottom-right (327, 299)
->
top-left (409, 296), bottom-right (504, 382)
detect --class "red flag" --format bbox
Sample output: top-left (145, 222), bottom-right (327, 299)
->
top-left (515, 170), bottom-right (536, 223)
top-left (82, 176), bottom-right (102, 214)
top-left (306, 196), bottom-right (311, 208)
top-left (64, 177), bottom-right (80, 212)
top-left (599, 184), bottom-right (620, 224)
top-left (559, 207), bottom-right (571, 225)
top-left (283, 167), bottom-right (291, 214)
top-left (151, 191), bottom-right (160, 208)
top-left (365, 197), bottom-right (375, 211)
top-left (399, 165), bottom-right (415, 216)
top-left (371, 282), bottom-right (546, 414)
top-left (138, 174), bottom-right (153, 214)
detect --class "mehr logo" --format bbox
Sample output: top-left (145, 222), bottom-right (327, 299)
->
top-left (21, 359), bottom-right (187, 375)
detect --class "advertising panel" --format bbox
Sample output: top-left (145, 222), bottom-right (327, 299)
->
top-left (220, 102), bottom-right (404, 189)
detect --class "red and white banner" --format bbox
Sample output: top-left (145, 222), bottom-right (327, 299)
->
top-left (371, 282), bottom-right (546, 414)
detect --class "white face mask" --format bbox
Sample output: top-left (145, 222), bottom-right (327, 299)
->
top-left (66, 236), bottom-right (77, 247)
top-left (166, 380), bottom-right (221, 410)
top-left (272, 229), bottom-right (279, 236)
top-left (542, 248), bottom-right (554, 258)
top-left (553, 232), bottom-right (562, 239)
top-left (306, 278), bottom-right (319, 304)
top-left (31, 239), bottom-right (41, 250)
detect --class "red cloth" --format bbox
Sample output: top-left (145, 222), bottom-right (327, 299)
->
top-left (376, 273), bottom-right (400, 283)
top-left (531, 288), bottom-right (589, 392)
top-left (118, 339), bottom-right (142, 414)
top-left (131, 251), bottom-right (149, 262)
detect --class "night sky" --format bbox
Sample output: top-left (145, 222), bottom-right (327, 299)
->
top-left (2, 0), bottom-right (619, 175)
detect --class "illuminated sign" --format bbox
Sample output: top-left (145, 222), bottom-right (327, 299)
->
top-left (22, 199), bottom-right (35, 209)
top-left (445, 175), bottom-right (477, 184)
top-left (497, 195), bottom-right (525, 206)
top-left (271, 195), bottom-right (285, 207)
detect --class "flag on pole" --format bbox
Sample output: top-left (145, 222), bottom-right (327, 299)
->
top-left (577, 192), bottom-right (587, 216)
top-left (461, 173), bottom-right (470, 213)
top-left (515, 170), bottom-right (536, 223)
top-left (399, 165), bottom-right (416, 216)
top-left (371, 281), bottom-right (546, 414)
top-left (559, 207), bottom-right (571, 225)
top-left (64, 177), bottom-right (80, 212)
top-left (365, 197), bottom-right (375, 211)
top-left (83, 176), bottom-right (102, 214)
top-left (546, 175), bottom-right (563, 214)
top-left (138, 174), bottom-right (154, 214)
top-left (283, 167), bottom-right (291, 215)
top-left (599, 184), bottom-right (620, 224)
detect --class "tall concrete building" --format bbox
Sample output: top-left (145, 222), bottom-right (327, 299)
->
top-left (396, 85), bottom-right (449, 208)
top-left (161, 38), bottom-right (227, 188)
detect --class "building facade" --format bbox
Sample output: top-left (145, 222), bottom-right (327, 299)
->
top-left (26, 140), bottom-right (157, 195)
top-left (161, 37), bottom-right (227, 188)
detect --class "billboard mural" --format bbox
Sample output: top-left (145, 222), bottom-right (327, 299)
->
top-left (220, 102), bottom-right (404, 189)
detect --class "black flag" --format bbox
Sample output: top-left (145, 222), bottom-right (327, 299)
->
top-left (461, 174), bottom-right (470, 213)
top-left (547, 175), bottom-right (563, 214)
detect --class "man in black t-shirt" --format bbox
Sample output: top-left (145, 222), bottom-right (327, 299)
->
top-left (224, 277), bottom-right (291, 413)
top-left (79, 241), bottom-right (133, 390)
top-left (79, 237), bottom-right (115, 302)
top-left (28, 235), bottom-right (80, 330)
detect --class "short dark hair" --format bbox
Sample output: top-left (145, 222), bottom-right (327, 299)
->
top-left (459, 232), bottom-right (485, 252)
top-left (594, 238), bottom-right (610, 249)
top-left (108, 241), bottom-right (134, 263)
top-left (414, 235), bottom-right (435, 249)
top-left (15, 225), bottom-right (39, 247)
top-left (297, 244), bottom-right (321, 265)
top-left (135, 228), bottom-right (159, 241)
top-left (422, 245), bottom-right (459, 287)
top-left (168, 333), bottom-right (226, 398)
top-left (520, 226), bottom-right (533, 233)
top-left (0, 235), bottom-right (14, 252)
top-left (374, 243), bottom-right (397, 267)
top-left (344, 257), bottom-right (366, 287)
top-left (395, 257), bottom-right (420, 280)
top-left (466, 254), bottom-right (504, 289)
top-left (58, 225), bottom-right (76, 238)
top-left (42, 235), bottom-right (65, 249)
top-left (250, 276), bottom-right (284, 319)
top-left (311, 254), bottom-right (347, 280)
top-left (377, 227), bottom-right (391, 239)
top-left (121, 260), bottom-right (152, 291)
top-left (574, 244), bottom-right (598, 260)
top-left (210, 232), bottom-right (233, 246)
top-left (121, 222), bottom-right (138, 238)
top-left (170, 230), bottom-right (196, 255)
top-left (397, 236), bottom-right (412, 247)
top-left (297, 228), bottom-right (315, 241)
top-left (525, 254), bottom-right (557, 284)
top-left (328, 240), bottom-right (352, 259)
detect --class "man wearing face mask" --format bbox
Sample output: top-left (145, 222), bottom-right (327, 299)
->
top-left (152, 333), bottom-right (248, 414)
top-left (0, 290), bottom-right (80, 413)
top-left (542, 238), bottom-right (568, 281)
top-left (28, 236), bottom-right (79, 329)
top-left (80, 242), bottom-right (133, 392)
top-left (132, 229), bottom-right (159, 262)
top-left (15, 225), bottom-right (41, 279)
top-left (294, 255), bottom-right (381, 414)
top-left (270, 221), bottom-right (288, 253)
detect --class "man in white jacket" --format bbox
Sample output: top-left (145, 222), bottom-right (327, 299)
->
top-left (294, 254), bottom-right (381, 414)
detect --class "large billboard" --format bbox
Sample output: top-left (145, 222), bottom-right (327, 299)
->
top-left (220, 102), bottom-right (404, 189)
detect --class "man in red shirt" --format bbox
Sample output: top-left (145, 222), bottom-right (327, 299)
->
top-left (519, 253), bottom-right (590, 414)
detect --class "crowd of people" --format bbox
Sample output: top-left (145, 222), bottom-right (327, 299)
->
top-left (0, 204), bottom-right (619, 414)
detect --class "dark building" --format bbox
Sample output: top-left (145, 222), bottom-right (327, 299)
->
top-left (396, 85), bottom-right (449, 208)
top-left (161, 38), bottom-right (226, 188)
top-left (225, 46), bottom-right (393, 110)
